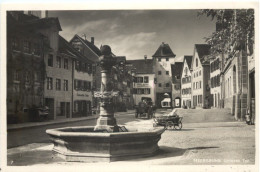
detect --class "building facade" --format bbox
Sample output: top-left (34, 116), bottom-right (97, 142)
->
top-left (181, 56), bottom-right (193, 108)
top-left (7, 12), bottom-right (46, 123)
top-left (69, 34), bottom-right (101, 108)
top-left (171, 62), bottom-right (183, 108)
top-left (152, 42), bottom-right (176, 107)
top-left (210, 56), bottom-right (221, 108)
top-left (127, 58), bottom-right (156, 106)
top-left (191, 44), bottom-right (212, 108)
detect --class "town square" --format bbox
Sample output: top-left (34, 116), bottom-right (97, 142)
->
top-left (1, 5), bottom-right (257, 172)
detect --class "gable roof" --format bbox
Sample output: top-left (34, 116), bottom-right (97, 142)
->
top-left (59, 35), bottom-right (93, 63)
top-left (171, 62), bottom-right (183, 82)
top-left (25, 17), bottom-right (62, 31)
top-left (70, 34), bottom-right (102, 62)
top-left (152, 42), bottom-right (176, 58)
top-left (194, 44), bottom-right (211, 65)
top-left (126, 59), bottom-right (154, 74)
top-left (183, 55), bottom-right (193, 69)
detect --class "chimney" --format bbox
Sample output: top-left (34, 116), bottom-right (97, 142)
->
top-left (162, 42), bottom-right (164, 45)
top-left (91, 37), bottom-right (94, 44)
top-left (144, 55), bottom-right (147, 61)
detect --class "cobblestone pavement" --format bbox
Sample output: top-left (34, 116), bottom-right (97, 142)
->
top-left (6, 112), bottom-right (255, 166)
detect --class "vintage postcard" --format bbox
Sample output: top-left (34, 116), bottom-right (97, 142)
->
top-left (0, 1), bottom-right (258, 172)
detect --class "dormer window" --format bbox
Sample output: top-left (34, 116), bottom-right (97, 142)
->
top-left (196, 58), bottom-right (198, 67)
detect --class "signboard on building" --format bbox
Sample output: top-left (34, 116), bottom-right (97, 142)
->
top-left (135, 83), bottom-right (149, 87)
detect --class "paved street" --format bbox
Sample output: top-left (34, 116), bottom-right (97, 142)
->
top-left (6, 108), bottom-right (255, 165)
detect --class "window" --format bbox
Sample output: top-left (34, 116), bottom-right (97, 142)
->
top-left (25, 71), bottom-right (30, 83)
top-left (48, 54), bottom-right (53, 67)
top-left (136, 77), bottom-right (143, 83)
top-left (144, 88), bottom-right (150, 94)
top-left (75, 61), bottom-right (81, 71)
top-left (199, 70), bottom-right (201, 76)
top-left (57, 56), bottom-right (61, 68)
top-left (199, 81), bottom-right (201, 89)
top-left (33, 43), bottom-right (40, 56)
top-left (158, 58), bottom-right (161, 62)
top-left (166, 58), bottom-right (169, 61)
top-left (56, 79), bottom-right (61, 90)
top-left (144, 76), bottom-right (149, 83)
top-left (184, 67), bottom-right (188, 76)
top-left (14, 70), bottom-right (20, 81)
top-left (166, 83), bottom-right (170, 87)
top-left (34, 72), bottom-right (40, 82)
top-left (64, 80), bottom-right (68, 91)
top-left (196, 58), bottom-right (198, 67)
top-left (193, 82), bottom-right (195, 89)
top-left (158, 71), bottom-right (161, 75)
top-left (194, 73), bottom-right (196, 78)
top-left (159, 83), bottom-right (162, 87)
top-left (64, 58), bottom-right (68, 69)
top-left (23, 41), bottom-right (31, 53)
top-left (12, 37), bottom-right (19, 50)
top-left (47, 77), bottom-right (53, 90)
top-left (166, 71), bottom-right (169, 75)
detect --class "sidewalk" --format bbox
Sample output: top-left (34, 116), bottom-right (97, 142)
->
top-left (7, 110), bottom-right (135, 131)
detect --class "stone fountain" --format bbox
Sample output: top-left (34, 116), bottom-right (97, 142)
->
top-left (46, 45), bottom-right (165, 162)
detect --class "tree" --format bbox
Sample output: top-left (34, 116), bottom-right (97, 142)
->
top-left (198, 9), bottom-right (254, 61)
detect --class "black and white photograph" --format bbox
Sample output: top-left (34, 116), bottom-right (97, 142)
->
top-left (0, 1), bottom-right (258, 171)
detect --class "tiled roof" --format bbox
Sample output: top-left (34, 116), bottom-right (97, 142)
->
top-left (171, 62), bottom-right (183, 78)
top-left (183, 56), bottom-right (193, 69)
top-left (76, 35), bottom-right (102, 56)
top-left (171, 62), bottom-right (183, 83)
top-left (116, 56), bottom-right (126, 63)
top-left (126, 59), bottom-right (154, 74)
top-left (58, 35), bottom-right (92, 63)
top-left (152, 42), bottom-right (176, 58)
top-left (25, 17), bottom-right (62, 31)
top-left (195, 44), bottom-right (211, 64)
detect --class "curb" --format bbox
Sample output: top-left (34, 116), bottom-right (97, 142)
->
top-left (7, 115), bottom-right (99, 132)
top-left (7, 111), bottom-right (135, 132)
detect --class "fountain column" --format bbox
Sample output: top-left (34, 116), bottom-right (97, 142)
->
top-left (94, 45), bottom-right (119, 132)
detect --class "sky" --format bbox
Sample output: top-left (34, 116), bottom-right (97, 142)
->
top-left (49, 10), bottom-right (216, 61)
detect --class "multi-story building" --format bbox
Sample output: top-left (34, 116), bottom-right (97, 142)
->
top-left (191, 44), bottom-right (212, 108)
top-left (247, 52), bottom-right (255, 123)
top-left (69, 34), bottom-right (101, 108)
top-left (181, 56), bottom-right (193, 108)
top-left (152, 42), bottom-right (176, 107)
top-left (127, 57), bottom-right (156, 106)
top-left (210, 56), bottom-right (221, 108)
top-left (171, 62), bottom-right (183, 108)
top-left (57, 36), bottom-right (94, 117)
top-left (7, 12), bottom-right (46, 123)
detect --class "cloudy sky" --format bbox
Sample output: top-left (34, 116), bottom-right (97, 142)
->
top-left (49, 10), bottom-right (216, 61)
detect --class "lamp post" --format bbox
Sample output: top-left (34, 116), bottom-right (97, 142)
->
top-left (94, 45), bottom-right (119, 132)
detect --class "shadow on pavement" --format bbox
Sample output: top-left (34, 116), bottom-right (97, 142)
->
top-left (8, 150), bottom-right (63, 166)
top-left (187, 146), bottom-right (219, 150)
top-left (165, 129), bottom-right (194, 131)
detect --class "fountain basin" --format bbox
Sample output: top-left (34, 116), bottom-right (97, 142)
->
top-left (46, 126), bottom-right (165, 162)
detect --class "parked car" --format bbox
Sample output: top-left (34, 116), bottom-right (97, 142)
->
top-left (28, 106), bottom-right (49, 122)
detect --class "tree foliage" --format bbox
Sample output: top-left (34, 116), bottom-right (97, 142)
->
top-left (198, 9), bottom-right (254, 60)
